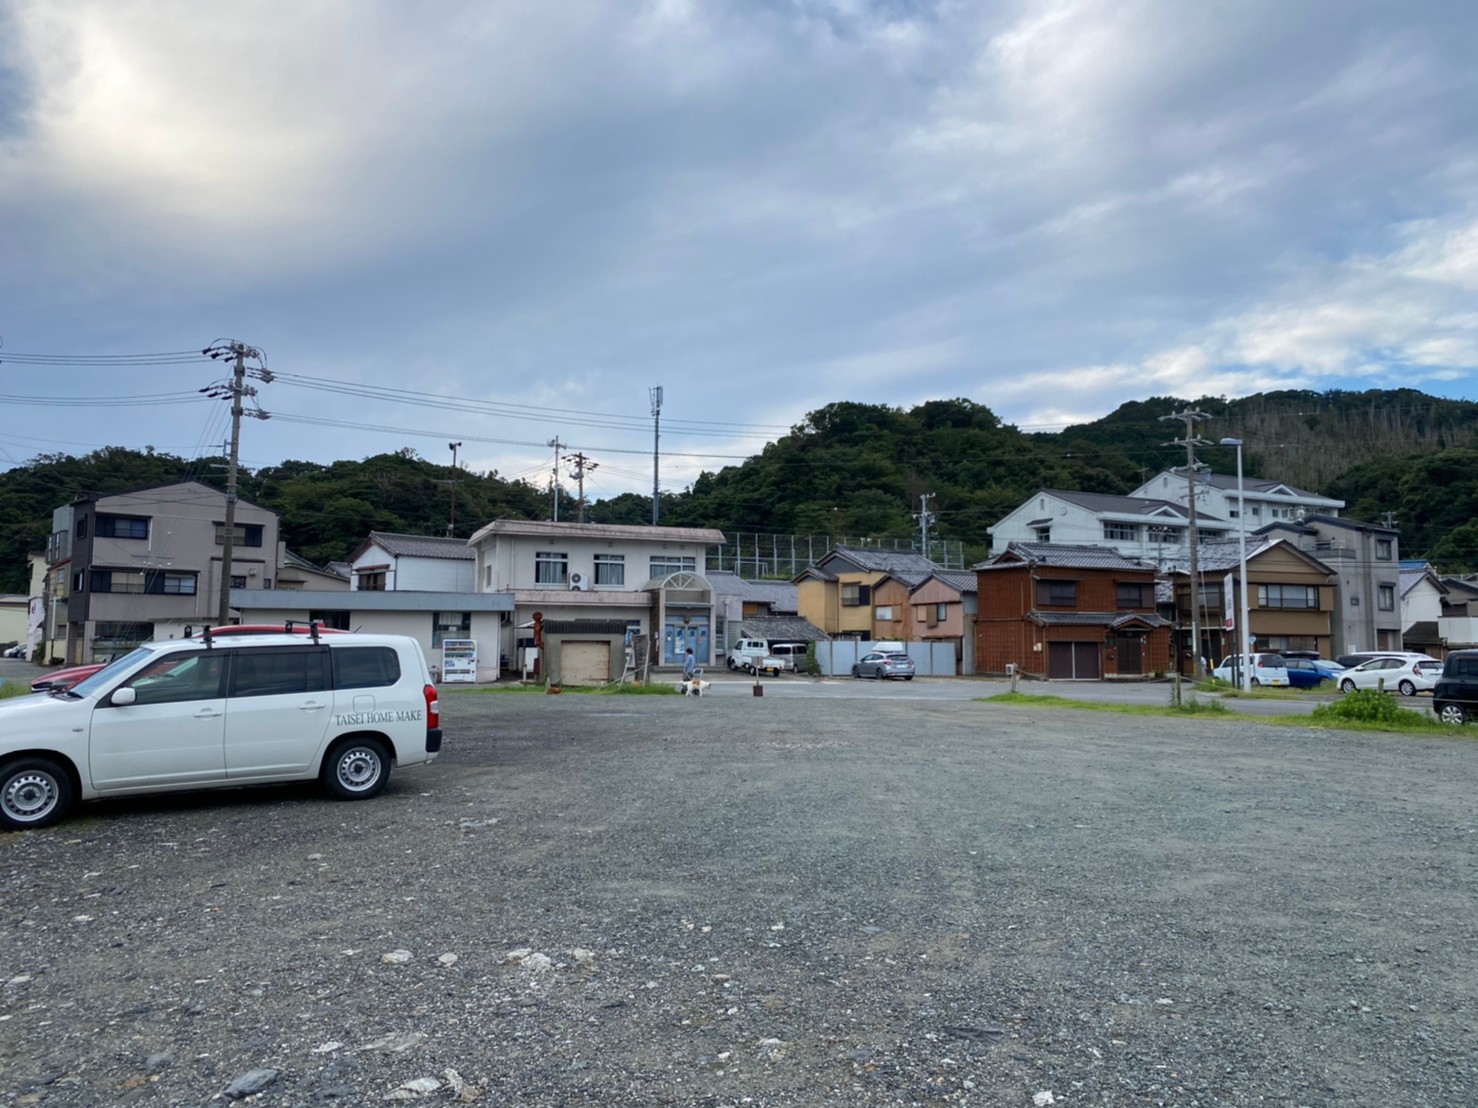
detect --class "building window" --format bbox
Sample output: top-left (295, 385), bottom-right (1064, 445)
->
top-left (1103, 522), bottom-right (1138, 542)
top-left (93, 621), bottom-right (153, 655)
top-left (594, 553), bottom-right (625, 586)
top-left (484, 565), bottom-right (493, 589)
top-left (1148, 527), bottom-right (1182, 545)
top-left (1033, 526), bottom-right (1052, 542)
top-left (214, 523), bottom-right (264, 547)
top-left (1376, 539), bottom-right (1393, 561)
top-left (75, 517), bottom-right (89, 539)
top-left (96, 515), bottom-right (149, 539)
top-left (148, 571), bottom-right (197, 595)
top-left (1035, 579), bottom-right (1077, 607)
top-left (841, 583), bottom-right (872, 607)
top-left (936, 603), bottom-right (948, 621)
top-left (1377, 584), bottom-right (1395, 611)
top-left (535, 551), bottom-right (569, 586)
top-left (73, 570), bottom-right (85, 592)
top-left (230, 575), bottom-right (248, 588)
top-left (1117, 583), bottom-right (1150, 608)
top-left (649, 555), bottom-right (696, 578)
top-left (1258, 584), bottom-right (1319, 609)
top-left (876, 606), bottom-right (895, 621)
top-left (432, 611), bottom-right (472, 648)
top-left (359, 571), bottom-right (387, 591)
top-left (1197, 584), bottom-right (1222, 609)
top-left (1261, 635), bottom-right (1318, 652)
top-left (90, 570), bottom-right (146, 594)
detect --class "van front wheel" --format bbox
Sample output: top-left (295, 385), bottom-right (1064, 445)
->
top-left (0, 758), bottom-right (73, 831)
top-left (323, 738), bottom-right (391, 800)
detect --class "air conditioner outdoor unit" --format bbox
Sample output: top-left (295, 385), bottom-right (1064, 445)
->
top-left (569, 573), bottom-right (590, 591)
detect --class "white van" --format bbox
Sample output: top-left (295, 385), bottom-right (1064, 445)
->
top-left (0, 628), bottom-right (442, 830)
top-left (1212, 652), bottom-right (1290, 687)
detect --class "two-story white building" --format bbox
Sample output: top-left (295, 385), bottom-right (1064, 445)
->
top-left (467, 519), bottom-right (727, 684)
top-left (1131, 469), bottom-right (1343, 534)
top-left (349, 532), bottom-right (476, 592)
top-left (988, 490), bottom-right (1230, 563)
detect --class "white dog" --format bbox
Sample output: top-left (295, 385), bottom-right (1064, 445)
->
top-left (680, 677), bottom-right (711, 697)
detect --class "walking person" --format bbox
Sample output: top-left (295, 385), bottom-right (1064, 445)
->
top-left (683, 647), bottom-right (697, 681)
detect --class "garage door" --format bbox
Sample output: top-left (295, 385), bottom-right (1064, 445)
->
top-left (1047, 641), bottom-right (1100, 679)
top-left (560, 641), bottom-right (611, 686)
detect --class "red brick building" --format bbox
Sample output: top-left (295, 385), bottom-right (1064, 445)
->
top-left (975, 543), bottom-right (1172, 679)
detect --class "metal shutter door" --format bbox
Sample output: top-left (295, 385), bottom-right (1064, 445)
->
top-left (560, 641), bottom-right (610, 687)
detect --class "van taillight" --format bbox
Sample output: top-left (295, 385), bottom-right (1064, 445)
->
top-left (423, 684), bottom-right (440, 729)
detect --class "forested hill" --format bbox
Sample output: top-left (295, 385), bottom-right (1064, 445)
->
top-left (3, 388), bottom-right (1478, 594)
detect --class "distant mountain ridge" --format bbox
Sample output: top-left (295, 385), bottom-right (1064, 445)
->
top-left (3, 388), bottom-right (1477, 595)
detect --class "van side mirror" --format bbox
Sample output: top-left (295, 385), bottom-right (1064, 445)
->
top-left (110, 686), bottom-right (137, 707)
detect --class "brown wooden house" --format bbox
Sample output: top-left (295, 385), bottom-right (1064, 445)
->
top-left (975, 543), bottom-right (1172, 679)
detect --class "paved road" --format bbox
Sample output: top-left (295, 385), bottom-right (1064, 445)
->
top-left (4, 692), bottom-right (1473, 1106)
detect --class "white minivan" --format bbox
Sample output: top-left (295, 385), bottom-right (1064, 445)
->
top-left (1212, 653), bottom-right (1291, 687)
top-left (0, 627), bottom-right (442, 830)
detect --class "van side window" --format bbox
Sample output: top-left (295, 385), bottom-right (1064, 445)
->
top-left (127, 651), bottom-right (226, 705)
top-left (333, 646), bottom-right (402, 690)
top-left (230, 648), bottom-right (328, 698)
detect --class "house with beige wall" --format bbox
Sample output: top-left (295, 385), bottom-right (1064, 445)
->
top-left (796, 546), bottom-right (940, 639)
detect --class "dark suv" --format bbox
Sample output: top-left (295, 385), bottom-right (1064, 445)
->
top-left (1432, 650), bottom-right (1478, 725)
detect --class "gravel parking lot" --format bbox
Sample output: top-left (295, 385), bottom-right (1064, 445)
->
top-left (2, 689), bottom-right (1475, 1106)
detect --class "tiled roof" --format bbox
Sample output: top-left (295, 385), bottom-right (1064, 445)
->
top-left (366, 531), bottom-right (477, 560)
top-left (467, 519), bottom-right (726, 545)
top-left (706, 571), bottom-right (798, 611)
top-left (1163, 468), bottom-right (1338, 502)
top-left (913, 570), bottom-right (976, 594)
top-left (1040, 489), bottom-right (1225, 523)
top-left (974, 542), bottom-right (1159, 572)
top-left (737, 615), bottom-right (828, 642)
top-left (1157, 536), bottom-right (1276, 574)
top-left (822, 545), bottom-right (941, 576)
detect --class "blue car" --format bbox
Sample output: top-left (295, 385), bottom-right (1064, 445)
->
top-left (1284, 657), bottom-right (1336, 688)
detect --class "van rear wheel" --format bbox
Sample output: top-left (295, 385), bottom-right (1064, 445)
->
top-left (322, 738), bottom-right (391, 800)
top-left (1438, 703), bottom-right (1466, 725)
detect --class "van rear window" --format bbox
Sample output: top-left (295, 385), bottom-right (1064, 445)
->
top-left (333, 646), bottom-right (401, 689)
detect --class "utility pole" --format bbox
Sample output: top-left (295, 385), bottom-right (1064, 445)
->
top-left (201, 340), bottom-right (271, 627)
top-left (1160, 408), bottom-right (1212, 678)
top-left (914, 493), bottom-right (936, 561)
top-left (650, 385), bottom-right (663, 525)
top-left (447, 442), bottom-right (463, 537)
top-left (564, 451), bottom-right (599, 523)
top-left (547, 437), bottom-right (563, 521)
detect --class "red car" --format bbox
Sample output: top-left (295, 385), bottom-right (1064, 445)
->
top-left (31, 662), bottom-right (108, 694)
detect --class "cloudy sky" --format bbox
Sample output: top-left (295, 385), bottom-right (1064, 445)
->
top-left (2, 0), bottom-right (1476, 502)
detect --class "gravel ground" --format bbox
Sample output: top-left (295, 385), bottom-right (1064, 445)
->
top-left (2, 690), bottom-right (1476, 1107)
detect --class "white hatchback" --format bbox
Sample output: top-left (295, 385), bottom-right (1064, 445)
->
top-left (1337, 655), bottom-right (1442, 697)
top-left (0, 628), bottom-right (442, 831)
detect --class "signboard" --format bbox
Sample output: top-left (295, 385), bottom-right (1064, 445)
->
top-left (441, 639), bottom-right (478, 683)
top-left (1223, 573), bottom-right (1235, 631)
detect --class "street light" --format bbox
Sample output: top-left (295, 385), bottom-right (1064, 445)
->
top-left (1220, 437), bottom-right (1252, 693)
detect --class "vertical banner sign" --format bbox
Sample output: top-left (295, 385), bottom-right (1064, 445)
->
top-left (1223, 573), bottom-right (1235, 631)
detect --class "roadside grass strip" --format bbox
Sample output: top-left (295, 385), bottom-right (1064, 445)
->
top-left (982, 690), bottom-right (1464, 736)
